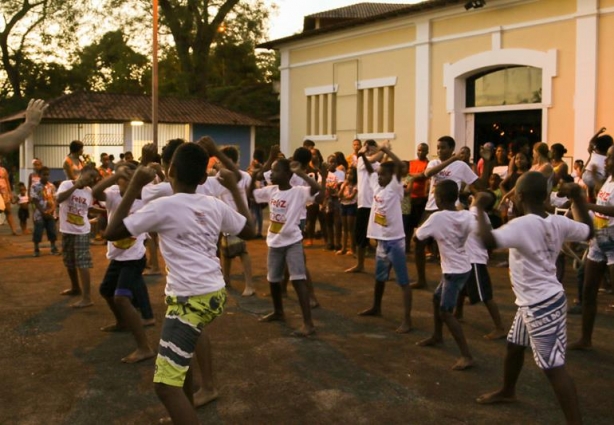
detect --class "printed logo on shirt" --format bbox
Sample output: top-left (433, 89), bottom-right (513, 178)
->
top-left (112, 237), bottom-right (137, 250)
top-left (269, 196), bottom-right (288, 233)
top-left (67, 212), bottom-right (85, 226)
top-left (194, 211), bottom-right (207, 226)
top-left (374, 212), bottom-right (387, 227)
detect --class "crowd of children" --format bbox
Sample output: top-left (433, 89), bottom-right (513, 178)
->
top-left (13, 130), bottom-right (614, 425)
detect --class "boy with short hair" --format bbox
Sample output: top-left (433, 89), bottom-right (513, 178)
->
top-left (30, 167), bottom-right (58, 257)
top-left (474, 172), bottom-right (592, 425)
top-left (358, 144), bottom-right (413, 333)
top-left (105, 143), bottom-right (254, 424)
top-left (415, 179), bottom-right (475, 371)
top-left (92, 163), bottom-right (155, 364)
top-left (251, 158), bottom-right (322, 336)
top-left (56, 164), bottom-right (99, 307)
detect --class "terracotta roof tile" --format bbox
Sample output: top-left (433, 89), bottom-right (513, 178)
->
top-left (306, 2), bottom-right (411, 19)
top-left (0, 92), bottom-right (266, 126)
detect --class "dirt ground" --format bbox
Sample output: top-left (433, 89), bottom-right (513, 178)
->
top-left (1, 215), bottom-right (613, 425)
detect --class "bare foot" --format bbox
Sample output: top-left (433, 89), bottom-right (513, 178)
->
top-left (159, 417), bottom-right (172, 424)
top-left (483, 329), bottom-right (507, 340)
top-left (476, 390), bottom-right (517, 404)
top-left (410, 281), bottom-right (428, 289)
top-left (568, 340), bottom-right (592, 351)
top-left (242, 287), bottom-right (255, 297)
top-left (142, 318), bottom-right (156, 327)
top-left (60, 288), bottom-right (81, 296)
top-left (451, 356), bottom-right (474, 371)
top-left (143, 268), bottom-right (162, 276)
top-left (310, 300), bottom-right (320, 309)
top-left (416, 336), bottom-right (443, 347)
top-left (121, 348), bottom-right (156, 364)
top-left (345, 265), bottom-right (364, 273)
top-left (193, 388), bottom-right (219, 408)
top-left (101, 323), bottom-right (127, 332)
top-left (291, 325), bottom-right (316, 337)
top-left (71, 300), bottom-right (93, 308)
top-left (358, 307), bottom-right (381, 317)
top-left (259, 312), bottom-right (285, 322)
top-left (395, 321), bottom-right (412, 334)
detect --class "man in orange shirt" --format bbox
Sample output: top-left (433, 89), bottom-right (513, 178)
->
top-left (406, 143), bottom-right (430, 251)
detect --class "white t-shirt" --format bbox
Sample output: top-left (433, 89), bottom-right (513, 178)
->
top-left (493, 214), bottom-right (590, 306)
top-left (140, 180), bottom-right (218, 204)
top-left (594, 176), bottom-right (614, 229)
top-left (425, 160), bottom-right (478, 211)
top-left (367, 177), bottom-right (405, 241)
top-left (210, 169), bottom-right (251, 211)
top-left (124, 193), bottom-right (246, 297)
top-left (465, 206), bottom-right (489, 265)
top-left (57, 180), bottom-right (93, 235)
top-left (104, 185), bottom-right (147, 261)
top-left (290, 172), bottom-right (313, 220)
top-left (415, 209), bottom-right (474, 274)
top-left (253, 185), bottom-right (315, 248)
top-left (493, 165), bottom-right (508, 180)
top-left (582, 152), bottom-right (606, 188)
top-left (357, 156), bottom-right (380, 208)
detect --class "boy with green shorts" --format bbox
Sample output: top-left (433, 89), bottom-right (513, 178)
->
top-left (105, 143), bottom-right (254, 424)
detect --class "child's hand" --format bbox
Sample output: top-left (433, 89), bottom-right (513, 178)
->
top-left (147, 162), bottom-right (163, 175)
top-left (453, 152), bottom-right (465, 161)
top-left (217, 168), bottom-right (238, 189)
top-left (290, 161), bottom-right (303, 175)
top-left (131, 166), bottom-right (157, 188)
top-left (197, 136), bottom-right (217, 155)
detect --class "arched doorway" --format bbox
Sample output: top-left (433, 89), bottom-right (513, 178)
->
top-left (443, 48), bottom-right (558, 159)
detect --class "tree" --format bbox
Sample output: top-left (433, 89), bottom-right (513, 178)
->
top-left (71, 30), bottom-right (150, 94)
top-left (0, 0), bottom-right (82, 103)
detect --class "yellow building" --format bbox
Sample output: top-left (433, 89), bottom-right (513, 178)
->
top-left (261, 0), bottom-right (613, 163)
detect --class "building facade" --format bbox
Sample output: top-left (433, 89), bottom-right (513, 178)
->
top-left (262, 0), bottom-right (612, 163)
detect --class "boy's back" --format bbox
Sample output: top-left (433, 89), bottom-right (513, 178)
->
top-left (416, 209), bottom-right (474, 273)
top-left (492, 213), bottom-right (589, 306)
top-left (124, 193), bottom-right (245, 296)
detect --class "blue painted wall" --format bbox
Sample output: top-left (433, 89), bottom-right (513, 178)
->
top-left (193, 125), bottom-right (252, 170)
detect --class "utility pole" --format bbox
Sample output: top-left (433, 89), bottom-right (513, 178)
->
top-left (152, 0), bottom-right (159, 148)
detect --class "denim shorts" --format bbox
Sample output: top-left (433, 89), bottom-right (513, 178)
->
top-left (341, 203), bottom-right (357, 217)
top-left (375, 238), bottom-right (410, 286)
top-left (433, 271), bottom-right (470, 312)
top-left (267, 241), bottom-right (306, 282)
top-left (587, 227), bottom-right (614, 265)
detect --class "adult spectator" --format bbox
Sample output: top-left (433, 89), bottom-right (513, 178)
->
top-left (63, 140), bottom-right (84, 180)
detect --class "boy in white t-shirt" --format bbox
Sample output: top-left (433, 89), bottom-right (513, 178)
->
top-left (413, 136), bottom-right (479, 289)
top-left (105, 143), bottom-right (254, 424)
top-left (474, 172), bottom-right (592, 425)
top-left (251, 158), bottom-right (322, 336)
top-left (56, 165), bottom-right (99, 308)
top-left (415, 179), bottom-right (475, 371)
top-left (92, 163), bottom-right (155, 364)
top-left (358, 145), bottom-right (413, 333)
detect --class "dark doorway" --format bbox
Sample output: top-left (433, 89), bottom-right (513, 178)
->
top-left (473, 109), bottom-right (542, 162)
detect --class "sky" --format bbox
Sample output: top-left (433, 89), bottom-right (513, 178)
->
top-left (264, 0), bottom-right (422, 40)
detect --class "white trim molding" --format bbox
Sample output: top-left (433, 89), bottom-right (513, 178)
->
top-left (304, 84), bottom-right (338, 96)
top-left (356, 132), bottom-right (396, 140)
top-left (304, 135), bottom-right (338, 142)
top-left (443, 48), bottom-right (557, 145)
top-left (356, 77), bottom-right (398, 90)
top-left (415, 20), bottom-right (431, 146)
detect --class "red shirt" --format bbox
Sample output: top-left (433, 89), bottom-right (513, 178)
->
top-left (409, 159), bottom-right (428, 198)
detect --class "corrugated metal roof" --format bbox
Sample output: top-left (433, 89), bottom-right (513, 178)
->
top-left (306, 2), bottom-right (411, 19)
top-left (259, 0), bottom-right (464, 49)
top-left (0, 92), bottom-right (266, 127)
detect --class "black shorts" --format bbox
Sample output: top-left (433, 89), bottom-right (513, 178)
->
top-left (99, 256), bottom-right (147, 299)
top-left (355, 207), bottom-right (371, 248)
top-left (18, 208), bottom-right (29, 222)
top-left (408, 197), bottom-right (427, 228)
top-left (463, 263), bottom-right (493, 304)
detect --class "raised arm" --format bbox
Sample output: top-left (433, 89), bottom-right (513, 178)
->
top-left (217, 169), bottom-right (255, 240)
top-left (424, 152), bottom-right (464, 178)
top-left (106, 166), bottom-right (157, 241)
top-left (91, 166), bottom-right (131, 201)
top-left (378, 143), bottom-right (403, 180)
top-left (559, 183), bottom-right (594, 239)
top-left (0, 99), bottom-right (48, 155)
top-left (197, 136), bottom-right (241, 181)
top-left (474, 192), bottom-right (497, 250)
top-left (291, 161), bottom-right (322, 197)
